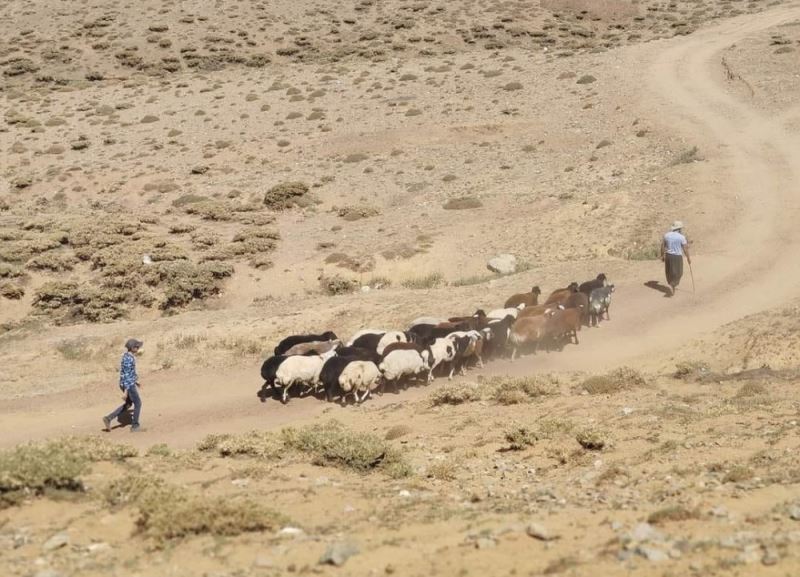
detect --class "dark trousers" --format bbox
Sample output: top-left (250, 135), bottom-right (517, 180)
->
top-left (107, 385), bottom-right (142, 427)
top-left (665, 254), bottom-right (683, 288)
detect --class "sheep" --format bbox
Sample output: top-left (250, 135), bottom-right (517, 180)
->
top-left (283, 339), bottom-right (341, 357)
top-left (543, 307), bottom-right (582, 347)
top-left (517, 303), bottom-right (561, 319)
top-left (544, 282), bottom-right (579, 305)
top-left (486, 305), bottom-right (525, 320)
top-left (333, 345), bottom-right (382, 363)
top-left (321, 359), bottom-right (382, 404)
top-left (407, 322), bottom-right (469, 347)
top-left (346, 361), bottom-right (382, 403)
top-left (379, 349), bottom-right (430, 390)
top-left (347, 330), bottom-right (407, 354)
top-left (483, 315), bottom-right (515, 359)
top-left (589, 284), bottom-right (615, 326)
top-left (381, 341), bottom-right (432, 366)
top-left (447, 309), bottom-right (488, 330)
top-left (578, 273), bottom-right (607, 297)
top-left (260, 355), bottom-right (288, 385)
top-left (563, 291), bottom-right (590, 325)
top-left (427, 337), bottom-right (457, 382)
top-left (408, 316), bottom-right (447, 327)
top-left (274, 351), bottom-right (334, 403)
top-left (443, 330), bottom-right (487, 376)
top-left (504, 286), bottom-right (542, 309)
top-left (508, 315), bottom-right (549, 360)
top-left (274, 331), bottom-right (338, 356)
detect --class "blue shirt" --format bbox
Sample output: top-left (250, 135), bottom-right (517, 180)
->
top-left (119, 351), bottom-right (138, 390)
top-left (663, 231), bottom-right (687, 256)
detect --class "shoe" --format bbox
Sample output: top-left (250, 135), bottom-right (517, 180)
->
top-left (102, 416), bottom-right (111, 432)
top-left (130, 425), bottom-right (144, 433)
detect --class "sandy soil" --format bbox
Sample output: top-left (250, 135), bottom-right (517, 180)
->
top-left (2, 1), bottom-right (800, 576)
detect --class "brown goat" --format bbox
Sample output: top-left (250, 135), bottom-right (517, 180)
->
top-left (543, 307), bottom-right (582, 346)
top-left (544, 282), bottom-right (580, 305)
top-left (504, 286), bottom-right (542, 309)
top-left (508, 315), bottom-right (549, 360)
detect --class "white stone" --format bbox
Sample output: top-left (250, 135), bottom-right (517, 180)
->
top-left (486, 253), bottom-right (518, 275)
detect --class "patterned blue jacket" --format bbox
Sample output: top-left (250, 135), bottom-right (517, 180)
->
top-left (119, 351), bottom-right (138, 390)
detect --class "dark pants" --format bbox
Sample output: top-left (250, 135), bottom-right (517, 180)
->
top-left (107, 385), bottom-right (141, 427)
top-left (665, 254), bottom-right (683, 288)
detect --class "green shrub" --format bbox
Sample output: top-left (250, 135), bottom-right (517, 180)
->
top-left (505, 425), bottom-right (538, 450)
top-left (320, 274), bottom-right (358, 295)
top-left (490, 375), bottom-right (557, 404)
top-left (576, 428), bottom-right (607, 451)
top-left (198, 430), bottom-right (282, 459)
top-left (104, 474), bottom-right (284, 545)
top-left (647, 505), bottom-right (700, 525)
top-left (0, 440), bottom-right (95, 507)
top-left (281, 420), bottom-right (410, 477)
top-left (581, 367), bottom-right (646, 395)
top-left (263, 181), bottom-right (314, 210)
top-left (429, 383), bottom-right (483, 406)
top-left (401, 272), bottom-right (445, 290)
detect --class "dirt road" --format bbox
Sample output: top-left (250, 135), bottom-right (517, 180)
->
top-left (3, 5), bottom-right (800, 449)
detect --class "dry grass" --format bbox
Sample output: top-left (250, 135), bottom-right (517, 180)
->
top-left (647, 505), bottom-right (701, 525)
top-left (489, 375), bottom-right (558, 404)
top-left (429, 382), bottom-right (483, 406)
top-left (281, 420), bottom-right (411, 478)
top-left (504, 425), bottom-right (538, 450)
top-left (581, 367), bottom-right (646, 395)
top-left (104, 474), bottom-right (284, 546)
top-left (576, 428), bottom-right (607, 451)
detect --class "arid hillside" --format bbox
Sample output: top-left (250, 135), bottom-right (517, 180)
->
top-left (2, 1), bottom-right (800, 576)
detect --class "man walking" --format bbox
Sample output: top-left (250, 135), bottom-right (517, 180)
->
top-left (660, 220), bottom-right (691, 297)
top-left (103, 338), bottom-right (144, 432)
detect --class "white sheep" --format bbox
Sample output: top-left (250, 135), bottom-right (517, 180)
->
top-left (379, 349), bottom-right (429, 389)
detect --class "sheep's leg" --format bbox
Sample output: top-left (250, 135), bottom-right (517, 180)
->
top-left (511, 347), bottom-right (517, 361)
top-left (477, 355), bottom-right (484, 369)
top-left (605, 305), bottom-right (611, 321)
top-left (281, 383), bottom-right (290, 404)
top-left (427, 368), bottom-right (434, 383)
top-left (448, 364), bottom-right (455, 380)
top-left (573, 329), bottom-right (579, 345)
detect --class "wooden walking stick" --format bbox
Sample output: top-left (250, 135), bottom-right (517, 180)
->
top-left (688, 259), bottom-right (696, 294)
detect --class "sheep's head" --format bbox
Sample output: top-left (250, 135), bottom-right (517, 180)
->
top-left (473, 309), bottom-right (486, 318)
top-left (531, 286), bottom-right (541, 295)
top-left (597, 273), bottom-right (607, 283)
top-left (322, 331), bottom-right (338, 341)
top-left (568, 282), bottom-right (579, 292)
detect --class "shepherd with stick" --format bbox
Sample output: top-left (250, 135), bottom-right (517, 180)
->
top-left (660, 220), bottom-right (692, 297)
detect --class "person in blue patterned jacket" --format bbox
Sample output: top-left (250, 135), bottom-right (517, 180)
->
top-left (103, 338), bottom-right (144, 432)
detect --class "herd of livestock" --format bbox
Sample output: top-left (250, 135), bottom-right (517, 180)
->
top-left (260, 273), bottom-right (615, 405)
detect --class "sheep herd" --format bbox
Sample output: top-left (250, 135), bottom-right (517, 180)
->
top-left (259, 273), bottom-right (615, 405)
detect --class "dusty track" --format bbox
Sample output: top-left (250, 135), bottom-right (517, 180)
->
top-left (3, 5), bottom-right (800, 449)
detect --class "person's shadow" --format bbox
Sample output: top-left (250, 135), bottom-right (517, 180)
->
top-left (644, 280), bottom-right (672, 297)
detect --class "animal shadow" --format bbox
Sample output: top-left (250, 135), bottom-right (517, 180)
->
top-left (644, 280), bottom-right (672, 297)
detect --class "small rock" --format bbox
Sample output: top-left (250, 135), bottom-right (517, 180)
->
top-left (487, 253), bottom-right (517, 275)
top-left (278, 526), bottom-right (304, 538)
top-left (636, 545), bottom-right (669, 562)
top-left (398, 490), bottom-right (411, 498)
top-left (629, 523), bottom-right (664, 543)
top-left (710, 505), bottom-right (729, 518)
top-left (254, 554), bottom-right (274, 568)
top-left (526, 523), bottom-right (556, 541)
top-left (319, 542), bottom-right (360, 566)
top-left (762, 548), bottom-right (780, 566)
top-left (141, 254), bottom-right (153, 265)
top-left (42, 533), bottom-right (69, 552)
top-left (475, 537), bottom-right (496, 549)
top-left (86, 542), bottom-right (111, 554)
top-left (788, 504), bottom-right (800, 520)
